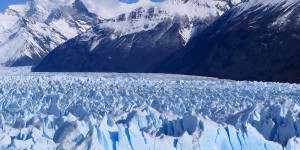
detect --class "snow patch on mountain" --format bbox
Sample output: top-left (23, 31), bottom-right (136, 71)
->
top-left (230, 0), bottom-right (242, 5)
top-left (82, 0), bottom-right (157, 19)
top-left (0, 4), bottom-right (28, 32)
top-left (0, 0), bottom-right (231, 67)
top-left (232, 0), bottom-right (300, 17)
top-left (26, 0), bottom-right (75, 22)
top-left (84, 0), bottom-right (229, 47)
top-left (0, 19), bottom-right (67, 65)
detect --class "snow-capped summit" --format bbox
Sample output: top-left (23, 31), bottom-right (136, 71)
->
top-left (82, 0), bottom-right (158, 19)
top-left (34, 0), bottom-right (231, 72)
top-left (25, 0), bottom-right (75, 22)
top-left (0, 4), bottom-right (28, 32)
top-left (0, 0), bottom-right (76, 31)
top-left (97, 0), bottom-right (229, 42)
top-left (0, 0), bottom-right (99, 66)
top-left (0, 0), bottom-right (233, 67)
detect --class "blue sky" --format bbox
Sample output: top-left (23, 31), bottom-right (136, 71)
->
top-left (0, 0), bottom-right (164, 12)
top-left (0, 0), bottom-right (28, 12)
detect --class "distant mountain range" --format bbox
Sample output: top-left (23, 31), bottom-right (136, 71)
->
top-left (1, 0), bottom-right (300, 83)
top-left (0, 0), bottom-right (99, 66)
top-left (34, 0), bottom-right (230, 72)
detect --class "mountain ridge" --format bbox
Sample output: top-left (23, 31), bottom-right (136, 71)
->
top-left (33, 0), bottom-right (231, 72)
top-left (0, 0), bottom-right (99, 66)
top-left (157, 0), bottom-right (300, 83)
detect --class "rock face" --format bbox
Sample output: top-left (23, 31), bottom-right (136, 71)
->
top-left (33, 0), bottom-right (230, 72)
top-left (158, 0), bottom-right (300, 83)
top-left (0, 0), bottom-right (99, 66)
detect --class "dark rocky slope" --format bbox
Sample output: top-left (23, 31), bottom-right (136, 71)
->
top-left (158, 0), bottom-right (300, 83)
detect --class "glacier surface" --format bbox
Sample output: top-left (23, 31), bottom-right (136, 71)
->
top-left (0, 67), bottom-right (300, 149)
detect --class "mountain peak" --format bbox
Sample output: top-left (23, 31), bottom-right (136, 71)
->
top-left (0, 0), bottom-right (99, 66)
top-left (34, 0), bottom-right (231, 72)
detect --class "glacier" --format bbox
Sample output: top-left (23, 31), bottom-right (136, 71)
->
top-left (0, 67), bottom-right (300, 149)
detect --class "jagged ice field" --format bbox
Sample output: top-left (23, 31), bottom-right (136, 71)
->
top-left (0, 67), bottom-right (300, 149)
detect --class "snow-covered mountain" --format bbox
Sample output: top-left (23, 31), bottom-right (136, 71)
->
top-left (158, 0), bottom-right (300, 83)
top-left (34, 0), bottom-right (231, 72)
top-left (0, 0), bottom-right (99, 66)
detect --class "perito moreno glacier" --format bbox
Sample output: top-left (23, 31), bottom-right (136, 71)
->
top-left (0, 67), bottom-right (299, 150)
top-left (1, 0), bottom-right (300, 150)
